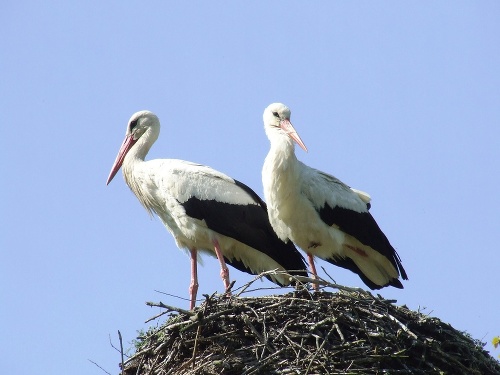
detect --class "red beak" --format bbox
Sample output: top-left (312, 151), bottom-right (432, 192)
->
top-left (106, 135), bottom-right (137, 185)
top-left (280, 119), bottom-right (308, 152)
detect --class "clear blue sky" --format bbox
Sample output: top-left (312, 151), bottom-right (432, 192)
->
top-left (2, 2), bottom-right (499, 374)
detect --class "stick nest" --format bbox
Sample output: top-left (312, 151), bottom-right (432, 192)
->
top-left (121, 276), bottom-right (500, 375)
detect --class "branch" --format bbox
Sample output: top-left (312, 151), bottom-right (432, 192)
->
top-left (118, 330), bottom-right (125, 375)
top-left (146, 301), bottom-right (196, 316)
top-left (88, 359), bottom-right (112, 375)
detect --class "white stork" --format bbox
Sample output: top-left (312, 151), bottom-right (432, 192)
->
top-left (106, 110), bottom-right (307, 309)
top-left (262, 103), bottom-right (408, 290)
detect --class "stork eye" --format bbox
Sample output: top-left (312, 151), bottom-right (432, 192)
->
top-left (272, 111), bottom-right (280, 118)
top-left (129, 119), bottom-right (139, 130)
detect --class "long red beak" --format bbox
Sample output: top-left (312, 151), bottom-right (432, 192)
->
top-left (106, 135), bottom-right (137, 185)
top-left (280, 119), bottom-right (307, 152)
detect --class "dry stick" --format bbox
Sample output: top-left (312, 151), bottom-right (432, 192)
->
top-left (334, 323), bottom-right (345, 342)
top-left (290, 271), bottom-right (368, 295)
top-left (254, 299), bottom-right (289, 312)
top-left (273, 319), bottom-right (294, 343)
top-left (241, 313), bottom-right (275, 353)
top-left (233, 269), bottom-right (314, 296)
top-left (177, 301), bottom-right (208, 372)
top-left (358, 305), bottom-right (418, 341)
top-left (146, 301), bottom-right (196, 316)
top-left (145, 308), bottom-right (171, 324)
top-left (151, 279), bottom-right (233, 312)
top-left (169, 307), bottom-right (234, 334)
top-left (154, 318), bottom-right (195, 332)
top-left (118, 330), bottom-right (125, 375)
top-left (189, 352), bottom-right (218, 374)
top-left (146, 352), bottom-right (163, 375)
top-left (259, 311), bottom-right (269, 360)
top-left (191, 324), bottom-right (202, 369)
top-left (154, 289), bottom-right (192, 303)
top-left (234, 269), bottom-right (280, 296)
top-left (145, 305), bottom-right (209, 331)
top-left (134, 355), bottom-right (146, 375)
top-left (305, 325), bottom-right (336, 375)
top-left (321, 265), bottom-right (338, 285)
top-left (285, 333), bottom-right (314, 356)
top-left (109, 333), bottom-right (121, 354)
top-left (243, 348), bottom-right (287, 375)
top-left (310, 316), bottom-right (336, 330)
top-left (225, 279), bottom-right (236, 295)
top-left (87, 359), bottom-right (112, 375)
top-left (247, 304), bottom-right (261, 320)
top-left (108, 332), bottom-right (133, 371)
top-left (386, 313), bottom-right (418, 340)
top-left (233, 269), bottom-right (352, 298)
top-left (122, 346), bottom-right (152, 367)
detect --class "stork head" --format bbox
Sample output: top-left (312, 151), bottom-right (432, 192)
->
top-left (106, 110), bottom-right (160, 185)
top-left (263, 103), bottom-right (307, 152)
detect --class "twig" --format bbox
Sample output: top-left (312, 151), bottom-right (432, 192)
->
top-left (190, 300), bottom-right (208, 368)
top-left (145, 301), bottom-right (196, 316)
top-left (225, 279), bottom-right (236, 295)
top-left (242, 313), bottom-right (275, 353)
top-left (243, 348), bottom-right (287, 375)
top-left (192, 324), bottom-right (202, 368)
top-left (234, 269), bottom-right (281, 296)
top-left (177, 301), bottom-right (208, 372)
top-left (387, 313), bottom-right (418, 340)
top-left (118, 330), bottom-right (125, 375)
top-left (108, 333), bottom-right (120, 354)
top-left (334, 323), bottom-right (345, 342)
top-left (122, 346), bottom-right (153, 366)
top-left (321, 265), bottom-right (338, 285)
top-left (305, 326), bottom-right (335, 374)
top-left (88, 359), bottom-right (112, 375)
top-left (154, 289), bottom-right (192, 303)
top-left (144, 308), bottom-right (171, 323)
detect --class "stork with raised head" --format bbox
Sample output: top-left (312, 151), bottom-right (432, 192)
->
top-left (106, 110), bottom-right (307, 309)
top-left (262, 103), bottom-right (408, 290)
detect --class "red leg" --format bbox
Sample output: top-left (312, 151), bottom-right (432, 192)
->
top-left (307, 253), bottom-right (319, 291)
top-left (189, 248), bottom-right (199, 310)
top-left (213, 239), bottom-right (231, 294)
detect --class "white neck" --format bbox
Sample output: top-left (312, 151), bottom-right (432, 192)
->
top-left (122, 126), bottom-right (160, 216)
top-left (262, 129), bottom-right (302, 241)
top-left (263, 129), bottom-right (301, 199)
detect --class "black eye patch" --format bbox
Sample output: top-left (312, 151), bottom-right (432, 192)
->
top-left (129, 119), bottom-right (139, 130)
top-left (272, 112), bottom-right (280, 118)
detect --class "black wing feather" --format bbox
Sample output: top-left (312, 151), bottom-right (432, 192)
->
top-left (181, 180), bottom-right (307, 282)
top-left (318, 204), bottom-right (408, 281)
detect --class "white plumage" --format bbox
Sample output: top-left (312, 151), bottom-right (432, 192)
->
top-left (107, 111), bottom-right (306, 309)
top-left (262, 103), bottom-right (407, 290)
